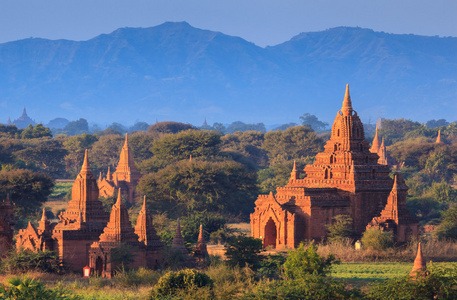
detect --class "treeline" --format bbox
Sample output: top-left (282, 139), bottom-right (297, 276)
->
top-left (2, 117), bottom-right (457, 241)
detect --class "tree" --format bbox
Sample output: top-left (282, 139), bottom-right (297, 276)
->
top-left (90, 135), bottom-right (124, 175)
top-left (20, 124), bottom-right (52, 139)
top-left (0, 169), bottom-right (54, 225)
top-left (138, 159), bottom-right (258, 217)
top-left (147, 121), bottom-right (193, 135)
top-left (221, 131), bottom-right (268, 169)
top-left (63, 118), bottom-right (89, 136)
top-left (361, 228), bottom-right (393, 250)
top-left (299, 113), bottom-right (329, 132)
top-left (262, 126), bottom-right (324, 161)
top-left (13, 139), bottom-right (67, 178)
top-left (152, 269), bottom-right (213, 298)
top-left (129, 121), bottom-right (149, 132)
top-left (225, 121), bottom-right (266, 134)
top-left (224, 235), bottom-right (263, 269)
top-left (426, 119), bottom-right (449, 129)
top-left (62, 133), bottom-right (98, 178)
top-left (325, 215), bottom-right (353, 243)
top-left (435, 206), bottom-right (457, 240)
top-left (379, 118), bottom-right (422, 144)
top-left (151, 130), bottom-right (222, 162)
top-left (283, 243), bottom-right (337, 279)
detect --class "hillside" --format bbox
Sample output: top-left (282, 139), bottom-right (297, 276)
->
top-left (0, 22), bottom-right (455, 125)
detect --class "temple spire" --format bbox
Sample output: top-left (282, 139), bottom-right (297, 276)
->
top-left (80, 149), bottom-right (91, 173)
top-left (371, 126), bottom-right (381, 152)
top-left (115, 188), bottom-right (122, 207)
top-left (436, 130), bottom-right (442, 144)
top-left (410, 243), bottom-right (426, 277)
top-left (172, 218), bottom-right (188, 254)
top-left (142, 195), bottom-right (146, 212)
top-left (341, 84), bottom-right (353, 116)
top-left (290, 160), bottom-right (299, 180)
top-left (41, 208), bottom-right (47, 222)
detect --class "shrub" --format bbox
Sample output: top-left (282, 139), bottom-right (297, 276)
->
top-left (242, 273), bottom-right (360, 300)
top-left (0, 276), bottom-right (81, 300)
top-left (151, 269), bottom-right (213, 298)
top-left (366, 263), bottom-right (457, 299)
top-left (325, 214), bottom-right (354, 243)
top-left (0, 249), bottom-right (66, 274)
top-left (435, 205), bottom-right (457, 240)
top-left (224, 235), bottom-right (264, 269)
top-left (283, 243), bottom-right (337, 279)
top-left (361, 228), bottom-right (393, 250)
top-left (257, 254), bottom-right (287, 280)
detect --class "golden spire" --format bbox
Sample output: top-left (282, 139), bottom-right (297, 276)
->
top-left (341, 84), bottom-right (353, 116)
top-left (371, 126), bottom-right (380, 152)
top-left (290, 160), bottom-right (299, 180)
top-left (392, 174), bottom-right (398, 191)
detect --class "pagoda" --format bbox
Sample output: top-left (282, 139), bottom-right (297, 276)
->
top-left (251, 85), bottom-right (416, 248)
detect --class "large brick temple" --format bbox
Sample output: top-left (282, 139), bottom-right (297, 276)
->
top-left (15, 148), bottom-right (165, 275)
top-left (250, 85), bottom-right (418, 249)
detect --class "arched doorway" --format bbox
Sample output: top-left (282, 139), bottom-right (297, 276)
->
top-left (95, 256), bottom-right (103, 277)
top-left (264, 218), bottom-right (277, 248)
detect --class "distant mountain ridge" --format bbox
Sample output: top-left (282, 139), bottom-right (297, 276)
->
top-left (0, 22), bottom-right (455, 125)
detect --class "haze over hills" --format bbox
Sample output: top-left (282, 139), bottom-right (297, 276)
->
top-left (0, 22), bottom-right (455, 126)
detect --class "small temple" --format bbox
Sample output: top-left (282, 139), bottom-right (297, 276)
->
top-left (410, 243), bottom-right (427, 277)
top-left (98, 134), bottom-right (141, 204)
top-left (11, 107), bottom-right (37, 129)
top-left (250, 85), bottom-right (418, 248)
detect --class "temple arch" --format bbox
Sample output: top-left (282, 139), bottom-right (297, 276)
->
top-left (264, 218), bottom-right (277, 248)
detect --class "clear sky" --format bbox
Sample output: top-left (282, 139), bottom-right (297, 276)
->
top-left (1, 0), bottom-right (456, 47)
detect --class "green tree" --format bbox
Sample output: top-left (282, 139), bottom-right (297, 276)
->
top-left (221, 131), bottom-right (268, 169)
top-left (13, 139), bottom-right (67, 178)
top-left (138, 159), bottom-right (258, 217)
top-left (151, 269), bottom-right (213, 298)
top-left (62, 133), bottom-right (98, 178)
top-left (361, 228), bottom-right (393, 250)
top-left (20, 124), bottom-right (52, 139)
top-left (224, 235), bottom-right (263, 269)
top-left (129, 121), bottom-right (149, 132)
top-left (283, 243), bottom-right (337, 279)
top-left (299, 113), bottom-right (329, 132)
top-left (379, 118), bottom-right (423, 144)
top-left (225, 121), bottom-right (266, 134)
top-left (435, 206), bottom-right (457, 240)
top-left (151, 130), bottom-right (222, 163)
top-left (90, 134), bottom-right (124, 175)
top-left (262, 126), bottom-right (324, 161)
top-left (325, 215), bottom-right (353, 243)
top-left (63, 118), bottom-right (89, 136)
top-left (0, 169), bottom-right (54, 225)
top-left (147, 121), bottom-right (193, 135)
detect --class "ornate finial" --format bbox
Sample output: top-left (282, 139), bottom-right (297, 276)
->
top-left (410, 243), bottom-right (427, 277)
top-left (189, 155), bottom-right (192, 162)
top-left (99, 172), bottom-right (102, 182)
top-left (124, 133), bottom-right (129, 146)
top-left (292, 160), bottom-right (297, 172)
top-left (114, 172), bottom-right (118, 186)
top-left (341, 84), bottom-right (353, 116)
top-left (107, 166), bottom-right (111, 181)
top-left (142, 195), bottom-right (147, 212)
top-left (392, 174), bottom-right (398, 191)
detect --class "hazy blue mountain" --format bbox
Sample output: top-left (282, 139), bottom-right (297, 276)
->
top-left (0, 22), bottom-right (455, 126)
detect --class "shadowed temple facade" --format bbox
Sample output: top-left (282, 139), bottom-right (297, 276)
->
top-left (250, 85), bottom-right (418, 249)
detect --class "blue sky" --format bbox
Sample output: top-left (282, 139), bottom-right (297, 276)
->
top-left (1, 0), bottom-right (456, 47)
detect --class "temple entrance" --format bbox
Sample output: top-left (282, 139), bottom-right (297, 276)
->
top-left (264, 218), bottom-right (277, 248)
top-left (95, 256), bottom-right (103, 277)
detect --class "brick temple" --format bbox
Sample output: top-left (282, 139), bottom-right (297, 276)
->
top-left (98, 134), bottom-right (141, 204)
top-left (16, 150), bottom-right (165, 275)
top-left (250, 85), bottom-right (418, 248)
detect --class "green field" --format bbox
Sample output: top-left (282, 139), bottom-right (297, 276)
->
top-left (49, 182), bottom-right (73, 200)
top-left (331, 262), bottom-right (457, 281)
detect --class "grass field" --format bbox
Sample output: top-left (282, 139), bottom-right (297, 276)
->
top-left (331, 261), bottom-right (457, 281)
top-left (49, 181), bottom-right (73, 200)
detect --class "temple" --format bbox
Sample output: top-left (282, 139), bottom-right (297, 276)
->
top-left (11, 107), bottom-right (37, 129)
top-left (16, 150), bottom-right (164, 273)
top-left (98, 134), bottom-right (141, 204)
top-left (250, 85), bottom-right (418, 248)
top-left (89, 191), bottom-right (164, 278)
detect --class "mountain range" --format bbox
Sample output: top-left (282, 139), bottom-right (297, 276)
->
top-left (0, 22), bottom-right (455, 126)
